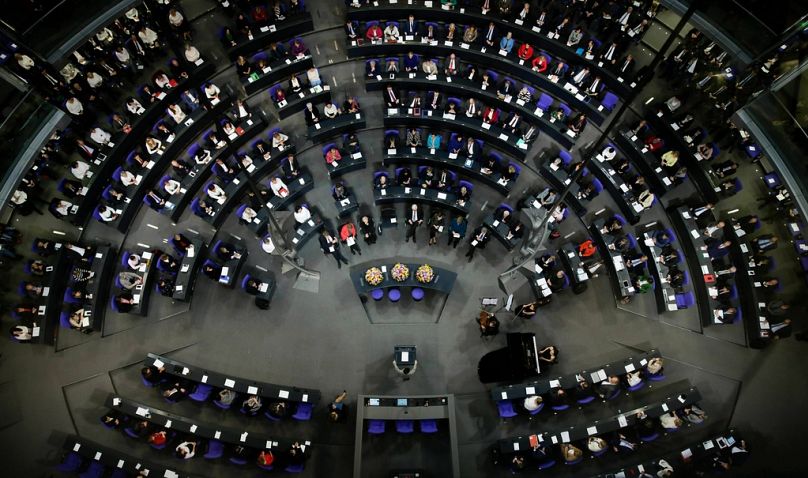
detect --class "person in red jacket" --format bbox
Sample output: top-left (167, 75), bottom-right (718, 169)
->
top-left (532, 54), bottom-right (549, 73)
top-left (482, 106), bottom-right (499, 125)
top-left (339, 222), bottom-right (362, 255)
top-left (366, 24), bottom-right (383, 42)
top-left (517, 43), bottom-right (534, 61)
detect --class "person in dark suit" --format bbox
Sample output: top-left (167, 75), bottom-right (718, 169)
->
top-left (283, 154), bottom-right (302, 178)
top-left (402, 15), bottom-right (419, 36)
top-left (465, 226), bottom-right (491, 262)
top-left (303, 102), bottom-right (320, 126)
top-left (405, 204), bottom-right (423, 243)
top-left (319, 229), bottom-right (349, 268)
top-left (770, 319), bottom-right (792, 340)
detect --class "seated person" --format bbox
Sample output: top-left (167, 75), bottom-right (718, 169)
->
top-left (158, 253), bottom-right (179, 273)
top-left (374, 174), bottom-right (390, 189)
top-left (161, 379), bottom-right (192, 402)
top-left (396, 168), bottom-right (413, 186)
top-left (216, 242), bottom-right (242, 261)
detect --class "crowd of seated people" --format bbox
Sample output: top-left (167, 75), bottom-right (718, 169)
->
top-left (222, 0), bottom-right (307, 48)
top-left (235, 37), bottom-right (313, 83)
top-left (593, 213), bottom-right (653, 299)
top-left (302, 94), bottom-right (361, 127)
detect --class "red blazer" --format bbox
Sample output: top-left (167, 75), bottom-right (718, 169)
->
top-left (483, 107), bottom-right (499, 123)
top-left (340, 223), bottom-right (357, 241)
top-left (518, 44), bottom-right (534, 60)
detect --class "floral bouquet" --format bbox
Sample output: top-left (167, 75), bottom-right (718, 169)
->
top-left (365, 267), bottom-right (384, 286)
top-left (391, 263), bottom-right (410, 282)
top-left (416, 264), bottom-right (434, 283)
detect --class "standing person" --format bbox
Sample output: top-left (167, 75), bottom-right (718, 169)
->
top-left (339, 221), bottom-right (362, 255)
top-left (327, 391), bottom-right (348, 423)
top-left (447, 214), bottom-right (467, 248)
top-left (465, 226), bottom-right (491, 262)
top-left (405, 204), bottom-right (423, 243)
top-left (393, 360), bottom-right (418, 381)
top-left (427, 210), bottom-right (445, 246)
top-left (358, 215), bottom-right (377, 245)
top-left (319, 229), bottom-right (349, 268)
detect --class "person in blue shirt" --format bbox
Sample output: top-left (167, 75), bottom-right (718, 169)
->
top-left (426, 132), bottom-right (441, 149)
top-left (447, 134), bottom-right (464, 154)
top-left (448, 214), bottom-right (467, 248)
top-left (499, 31), bottom-right (515, 53)
top-left (403, 51), bottom-right (419, 72)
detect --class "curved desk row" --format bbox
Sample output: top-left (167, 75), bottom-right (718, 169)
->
top-left (275, 84), bottom-right (331, 119)
top-left (590, 216), bottom-right (636, 299)
top-left (227, 13), bottom-right (314, 59)
top-left (667, 206), bottom-right (733, 327)
top-left (350, 262), bottom-right (457, 295)
top-left (105, 394), bottom-right (310, 452)
top-left (247, 170), bottom-right (315, 236)
top-left (539, 163), bottom-right (587, 216)
top-left (63, 435), bottom-right (195, 478)
top-left (85, 245), bottom-right (115, 332)
top-left (146, 353), bottom-right (320, 405)
top-left (308, 113), bottom-right (367, 143)
top-left (588, 154), bottom-right (645, 225)
top-left (614, 130), bottom-right (673, 197)
top-left (25, 246), bottom-right (70, 345)
top-left (383, 146), bottom-right (512, 195)
top-left (108, 101), bottom-right (232, 233)
top-left (492, 349), bottom-right (661, 401)
top-left (327, 149), bottom-right (367, 179)
top-left (366, 72), bottom-right (574, 148)
top-left (169, 115), bottom-right (270, 222)
top-left (73, 62), bottom-right (217, 228)
top-left (383, 109), bottom-right (527, 159)
top-left (646, 105), bottom-right (720, 203)
top-left (290, 212), bottom-right (325, 251)
top-left (374, 185), bottom-right (469, 216)
top-left (348, 2), bottom-right (631, 109)
top-left (559, 242), bottom-right (590, 286)
top-left (173, 238), bottom-right (207, 302)
top-left (639, 230), bottom-right (684, 313)
top-left (211, 243), bottom-right (248, 289)
top-left (726, 220), bottom-right (771, 348)
top-left (498, 386), bottom-right (702, 453)
top-left (482, 214), bottom-right (518, 251)
top-left (199, 151), bottom-right (293, 229)
top-left (115, 250), bottom-right (158, 316)
top-left (241, 54), bottom-right (314, 97)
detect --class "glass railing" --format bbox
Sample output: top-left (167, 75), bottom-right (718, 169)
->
top-left (0, 89), bottom-right (59, 187)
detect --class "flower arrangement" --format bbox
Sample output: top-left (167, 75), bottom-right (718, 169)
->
top-left (391, 263), bottom-right (410, 282)
top-left (416, 264), bottom-right (434, 283)
top-left (365, 267), bottom-right (383, 286)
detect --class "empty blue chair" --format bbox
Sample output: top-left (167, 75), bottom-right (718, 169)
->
top-left (57, 452), bottom-right (84, 473)
top-left (577, 395), bottom-right (595, 405)
top-left (552, 403), bottom-right (570, 412)
top-left (396, 420), bottom-right (415, 433)
top-left (497, 400), bottom-right (518, 418)
top-left (229, 456), bottom-right (248, 465)
top-left (536, 93), bottom-right (554, 112)
top-left (203, 440), bottom-right (223, 459)
top-left (591, 178), bottom-right (603, 194)
top-left (559, 150), bottom-right (573, 166)
top-left (368, 419), bottom-right (386, 434)
top-left (411, 287), bottom-right (424, 301)
top-left (764, 172), bottom-right (781, 189)
top-left (79, 460), bottom-right (105, 478)
top-left (745, 143), bottom-right (761, 159)
top-left (264, 410), bottom-right (281, 421)
top-left (605, 388), bottom-right (621, 400)
top-left (112, 167), bottom-right (123, 183)
top-left (565, 456), bottom-right (583, 466)
top-left (370, 289), bottom-right (384, 301)
top-left (675, 291), bottom-right (695, 309)
top-left (648, 372), bottom-right (665, 382)
top-left (537, 459), bottom-right (556, 470)
top-left (59, 311), bottom-right (72, 329)
top-left (420, 419), bottom-right (438, 433)
top-left (124, 427), bottom-right (141, 438)
top-left (600, 91), bottom-right (618, 112)
top-left (388, 288), bottom-right (401, 302)
top-left (682, 270), bottom-right (690, 286)
top-left (640, 431), bottom-right (659, 442)
top-left (558, 103), bottom-right (572, 118)
top-left (627, 380), bottom-right (645, 392)
top-left (293, 402), bottom-right (313, 421)
top-left (189, 383), bottom-right (213, 402)
top-left (285, 463), bottom-right (305, 473)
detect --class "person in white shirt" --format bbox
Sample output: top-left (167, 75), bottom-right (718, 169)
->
top-left (601, 146), bottom-right (617, 161)
top-left (125, 7), bottom-right (140, 22)
top-left (184, 44), bottom-right (201, 63)
top-left (167, 104), bottom-right (187, 124)
top-left (98, 205), bottom-right (119, 222)
top-left (659, 412), bottom-right (682, 430)
top-left (96, 27), bottom-right (115, 44)
top-left (154, 72), bottom-right (173, 89)
top-left (204, 83), bottom-right (220, 101)
top-left (294, 205), bottom-right (311, 223)
top-left (145, 137), bottom-right (163, 155)
top-left (175, 441), bottom-right (196, 459)
top-left (306, 67), bottom-right (321, 87)
top-left (271, 132), bottom-right (289, 149)
top-left (90, 127), bottom-right (112, 146)
top-left (126, 98), bottom-right (145, 116)
top-left (241, 206), bottom-right (258, 222)
top-left (86, 71), bottom-right (104, 89)
top-left (261, 235), bottom-right (276, 254)
top-left (523, 395), bottom-right (543, 411)
top-left (323, 102), bottom-right (339, 119)
top-left (270, 177), bottom-right (289, 197)
top-left (207, 183), bottom-right (227, 202)
top-left (587, 437), bottom-right (607, 452)
top-left (164, 179), bottom-right (181, 195)
top-left (625, 370), bottom-right (642, 387)
top-left (384, 23), bottom-right (400, 42)
top-left (120, 170), bottom-right (139, 187)
top-left (71, 161), bottom-right (91, 179)
top-left (194, 149), bottom-right (212, 164)
top-left (65, 97), bottom-right (84, 116)
top-left (15, 53), bottom-right (35, 70)
top-left (138, 27), bottom-right (159, 48)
